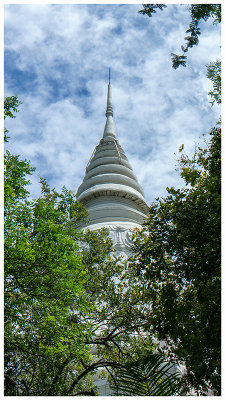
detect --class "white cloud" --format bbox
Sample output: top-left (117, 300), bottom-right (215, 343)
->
top-left (4, 4), bottom-right (221, 204)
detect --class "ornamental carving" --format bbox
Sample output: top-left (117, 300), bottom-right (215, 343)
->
top-left (107, 225), bottom-right (134, 252)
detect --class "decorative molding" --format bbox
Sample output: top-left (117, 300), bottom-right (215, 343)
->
top-left (107, 225), bottom-right (134, 251)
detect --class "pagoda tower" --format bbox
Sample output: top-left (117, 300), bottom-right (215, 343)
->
top-left (77, 70), bottom-right (148, 256)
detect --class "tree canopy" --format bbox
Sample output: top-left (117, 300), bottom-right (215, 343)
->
top-left (4, 97), bottom-right (108, 395)
top-left (131, 121), bottom-right (221, 394)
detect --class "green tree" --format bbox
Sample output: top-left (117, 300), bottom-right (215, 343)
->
top-left (4, 153), bottom-right (92, 394)
top-left (131, 123), bottom-right (221, 395)
top-left (133, 5), bottom-right (221, 395)
top-left (139, 4), bottom-right (221, 68)
top-left (4, 97), bottom-right (101, 395)
top-left (206, 60), bottom-right (221, 105)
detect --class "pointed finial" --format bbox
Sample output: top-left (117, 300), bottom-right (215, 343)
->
top-left (105, 68), bottom-right (113, 117)
top-left (103, 67), bottom-right (116, 139)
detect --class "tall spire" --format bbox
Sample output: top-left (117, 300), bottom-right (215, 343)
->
top-left (103, 67), bottom-right (116, 139)
top-left (77, 68), bottom-right (149, 240)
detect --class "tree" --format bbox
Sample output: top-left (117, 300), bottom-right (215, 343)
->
top-left (4, 97), bottom-right (105, 395)
top-left (4, 150), bottom-right (92, 394)
top-left (130, 122), bottom-right (221, 395)
top-left (139, 4), bottom-right (221, 68)
top-left (4, 146), bottom-right (118, 393)
top-left (133, 5), bottom-right (221, 395)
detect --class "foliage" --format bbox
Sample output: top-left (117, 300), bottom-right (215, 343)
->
top-left (110, 352), bottom-right (182, 396)
top-left (4, 148), bottom-right (119, 394)
top-left (139, 4), bottom-right (221, 68)
top-left (139, 4), bottom-right (166, 17)
top-left (131, 122), bottom-right (221, 395)
top-left (4, 95), bottom-right (22, 142)
top-left (206, 60), bottom-right (221, 105)
top-left (4, 97), bottom-right (95, 395)
top-left (132, 9), bottom-right (221, 394)
top-left (4, 169), bottom-right (91, 394)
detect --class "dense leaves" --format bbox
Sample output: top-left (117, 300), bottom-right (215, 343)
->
top-left (5, 165), bottom-right (91, 394)
top-left (207, 60), bottom-right (221, 105)
top-left (4, 97), bottom-right (99, 394)
top-left (139, 4), bottom-right (166, 17)
top-left (135, 5), bottom-right (221, 395)
top-left (4, 95), bottom-right (22, 142)
top-left (131, 124), bottom-right (221, 395)
top-left (4, 150), bottom-right (121, 394)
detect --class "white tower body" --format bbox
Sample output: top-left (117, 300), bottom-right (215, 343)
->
top-left (77, 71), bottom-right (148, 257)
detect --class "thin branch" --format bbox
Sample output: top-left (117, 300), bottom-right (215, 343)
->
top-left (5, 338), bottom-right (48, 359)
top-left (47, 356), bottom-right (71, 396)
top-left (110, 338), bottom-right (126, 357)
top-left (67, 360), bottom-right (120, 394)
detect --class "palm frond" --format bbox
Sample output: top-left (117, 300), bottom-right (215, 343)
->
top-left (110, 353), bottom-right (182, 396)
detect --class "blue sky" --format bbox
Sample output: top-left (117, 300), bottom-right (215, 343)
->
top-left (4, 4), bottom-right (221, 204)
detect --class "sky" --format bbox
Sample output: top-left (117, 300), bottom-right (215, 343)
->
top-left (4, 3), bottom-right (221, 204)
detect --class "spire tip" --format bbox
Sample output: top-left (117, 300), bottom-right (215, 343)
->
top-left (109, 67), bottom-right (110, 84)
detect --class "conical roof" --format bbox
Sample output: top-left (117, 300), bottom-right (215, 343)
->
top-left (77, 72), bottom-right (148, 227)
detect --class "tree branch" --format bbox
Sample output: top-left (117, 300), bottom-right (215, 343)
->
top-left (67, 360), bottom-right (120, 394)
top-left (74, 389), bottom-right (96, 396)
top-left (47, 356), bottom-right (71, 395)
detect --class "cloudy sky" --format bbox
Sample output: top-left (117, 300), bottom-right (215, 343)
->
top-left (4, 3), bottom-right (221, 204)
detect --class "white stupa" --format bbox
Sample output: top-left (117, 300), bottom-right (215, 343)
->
top-left (77, 70), bottom-right (148, 257)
